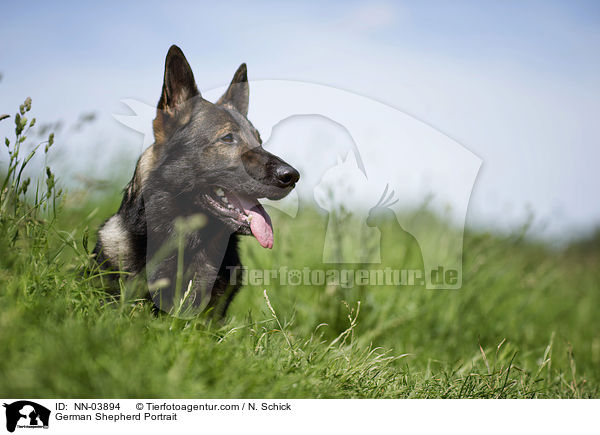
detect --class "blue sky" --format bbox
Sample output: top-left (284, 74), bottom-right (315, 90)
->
top-left (1, 1), bottom-right (599, 239)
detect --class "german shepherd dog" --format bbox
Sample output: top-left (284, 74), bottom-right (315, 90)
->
top-left (94, 45), bottom-right (299, 316)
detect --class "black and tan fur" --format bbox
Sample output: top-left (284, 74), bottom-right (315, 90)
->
top-left (94, 45), bottom-right (299, 316)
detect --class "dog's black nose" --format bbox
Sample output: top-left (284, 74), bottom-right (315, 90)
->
top-left (275, 165), bottom-right (300, 187)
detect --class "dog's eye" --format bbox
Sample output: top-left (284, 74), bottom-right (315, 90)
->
top-left (220, 133), bottom-right (235, 143)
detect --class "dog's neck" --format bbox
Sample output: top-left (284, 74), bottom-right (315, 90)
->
top-left (138, 180), bottom-right (239, 265)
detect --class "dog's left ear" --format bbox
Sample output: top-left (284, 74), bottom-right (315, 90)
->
top-left (217, 63), bottom-right (249, 116)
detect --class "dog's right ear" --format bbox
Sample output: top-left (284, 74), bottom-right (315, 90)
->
top-left (154, 45), bottom-right (200, 144)
top-left (157, 45), bottom-right (199, 113)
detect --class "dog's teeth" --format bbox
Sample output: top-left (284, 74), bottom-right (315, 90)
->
top-left (215, 188), bottom-right (224, 197)
top-left (246, 215), bottom-right (252, 222)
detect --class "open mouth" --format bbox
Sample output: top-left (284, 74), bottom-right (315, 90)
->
top-left (204, 187), bottom-right (274, 249)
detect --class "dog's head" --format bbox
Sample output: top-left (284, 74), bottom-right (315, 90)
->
top-left (151, 45), bottom-right (299, 248)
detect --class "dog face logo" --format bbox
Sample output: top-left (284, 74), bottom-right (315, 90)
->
top-left (3, 401), bottom-right (50, 432)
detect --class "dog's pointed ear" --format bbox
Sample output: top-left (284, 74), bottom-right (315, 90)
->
top-left (157, 45), bottom-right (200, 113)
top-left (154, 45), bottom-right (200, 144)
top-left (217, 63), bottom-right (249, 116)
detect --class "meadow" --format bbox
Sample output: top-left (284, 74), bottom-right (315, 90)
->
top-left (1, 98), bottom-right (599, 398)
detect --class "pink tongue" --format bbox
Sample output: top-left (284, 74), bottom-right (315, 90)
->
top-left (236, 195), bottom-right (274, 249)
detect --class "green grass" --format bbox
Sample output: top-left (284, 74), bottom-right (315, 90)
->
top-left (1, 99), bottom-right (599, 398)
